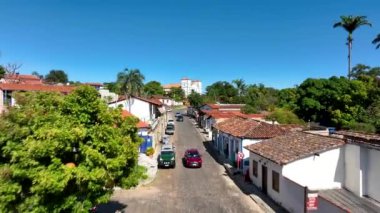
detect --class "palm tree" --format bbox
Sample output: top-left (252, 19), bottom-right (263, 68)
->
top-left (333, 15), bottom-right (371, 80)
top-left (117, 68), bottom-right (145, 112)
top-left (373, 34), bottom-right (380, 49)
top-left (232, 79), bottom-right (246, 96)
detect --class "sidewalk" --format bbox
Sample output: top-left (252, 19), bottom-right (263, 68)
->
top-left (190, 118), bottom-right (287, 213)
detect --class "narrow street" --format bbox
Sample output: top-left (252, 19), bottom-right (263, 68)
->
top-left (101, 110), bottom-right (263, 213)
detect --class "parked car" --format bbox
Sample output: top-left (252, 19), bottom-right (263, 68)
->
top-left (162, 135), bottom-right (170, 144)
top-left (158, 145), bottom-right (176, 168)
top-left (175, 112), bottom-right (181, 117)
top-left (176, 115), bottom-right (184, 122)
top-left (167, 119), bottom-right (175, 126)
top-left (165, 124), bottom-right (175, 135)
top-left (183, 149), bottom-right (202, 168)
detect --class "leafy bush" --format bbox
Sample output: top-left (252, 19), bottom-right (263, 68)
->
top-left (121, 165), bottom-right (148, 188)
top-left (0, 86), bottom-right (142, 212)
top-left (267, 108), bottom-right (304, 124)
top-left (145, 147), bottom-right (155, 156)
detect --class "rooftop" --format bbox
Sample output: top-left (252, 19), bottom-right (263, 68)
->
top-left (163, 83), bottom-right (181, 89)
top-left (245, 131), bottom-right (345, 165)
top-left (0, 83), bottom-right (74, 93)
top-left (319, 188), bottom-right (380, 213)
top-left (214, 116), bottom-right (287, 139)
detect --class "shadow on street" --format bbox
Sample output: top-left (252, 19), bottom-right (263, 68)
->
top-left (95, 201), bottom-right (127, 213)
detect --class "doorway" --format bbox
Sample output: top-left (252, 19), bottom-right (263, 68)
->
top-left (262, 165), bottom-right (268, 194)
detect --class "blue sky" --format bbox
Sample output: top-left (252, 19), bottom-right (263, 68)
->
top-left (1, 0), bottom-right (379, 89)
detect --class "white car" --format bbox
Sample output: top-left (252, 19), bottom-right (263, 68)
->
top-left (167, 119), bottom-right (175, 126)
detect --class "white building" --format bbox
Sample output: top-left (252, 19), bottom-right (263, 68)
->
top-left (213, 117), bottom-right (287, 174)
top-left (180, 78), bottom-right (202, 96)
top-left (245, 131), bottom-right (380, 213)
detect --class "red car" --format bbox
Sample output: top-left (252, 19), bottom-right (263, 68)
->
top-left (183, 149), bottom-right (202, 168)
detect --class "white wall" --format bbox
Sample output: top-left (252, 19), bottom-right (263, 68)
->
top-left (283, 148), bottom-right (344, 190)
top-left (108, 98), bottom-right (152, 122)
top-left (367, 149), bottom-right (380, 202)
top-left (344, 144), bottom-right (362, 196)
top-left (281, 177), bottom-right (305, 213)
top-left (242, 139), bottom-right (261, 173)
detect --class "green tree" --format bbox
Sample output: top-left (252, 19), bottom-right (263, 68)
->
top-left (232, 79), bottom-right (247, 97)
top-left (187, 91), bottom-right (204, 108)
top-left (277, 88), bottom-right (298, 110)
top-left (0, 86), bottom-right (145, 212)
top-left (333, 15), bottom-right (371, 79)
top-left (205, 81), bottom-right (237, 103)
top-left (0, 65), bottom-right (5, 78)
top-left (169, 87), bottom-right (185, 102)
top-left (45, 70), bottom-right (69, 84)
top-left (373, 34), bottom-right (380, 49)
top-left (351, 64), bottom-right (371, 79)
top-left (244, 84), bottom-right (278, 112)
top-left (117, 68), bottom-right (145, 111)
top-left (31, 71), bottom-right (43, 79)
top-left (266, 108), bottom-right (304, 125)
top-left (144, 81), bottom-right (164, 96)
top-left (104, 82), bottom-right (119, 93)
top-left (296, 77), bottom-right (373, 128)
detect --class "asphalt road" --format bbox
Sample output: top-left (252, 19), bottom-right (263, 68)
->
top-left (101, 110), bottom-right (263, 213)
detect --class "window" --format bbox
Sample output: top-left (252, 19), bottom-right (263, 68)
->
top-left (272, 171), bottom-right (280, 192)
top-left (252, 160), bottom-right (258, 177)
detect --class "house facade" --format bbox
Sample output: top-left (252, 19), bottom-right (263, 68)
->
top-left (108, 96), bottom-right (165, 149)
top-left (245, 131), bottom-right (380, 213)
top-left (213, 117), bottom-right (287, 174)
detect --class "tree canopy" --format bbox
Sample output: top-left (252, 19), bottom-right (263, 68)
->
top-left (44, 70), bottom-right (69, 84)
top-left (144, 81), bottom-right (164, 96)
top-left (0, 86), bottom-right (145, 212)
top-left (168, 87), bottom-right (185, 102)
top-left (0, 65), bottom-right (5, 78)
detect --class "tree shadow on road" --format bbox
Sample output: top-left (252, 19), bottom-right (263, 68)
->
top-left (95, 201), bottom-right (127, 213)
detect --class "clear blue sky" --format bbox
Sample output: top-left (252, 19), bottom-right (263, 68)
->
top-left (1, 0), bottom-right (380, 89)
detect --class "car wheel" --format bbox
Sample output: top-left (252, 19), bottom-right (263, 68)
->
top-left (172, 164), bottom-right (176, 169)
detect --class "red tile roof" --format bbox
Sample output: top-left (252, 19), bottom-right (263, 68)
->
top-left (245, 131), bottom-right (345, 165)
top-left (163, 83), bottom-right (181, 89)
top-left (334, 130), bottom-right (380, 150)
top-left (204, 103), bottom-right (245, 110)
top-left (3, 74), bottom-right (43, 84)
top-left (121, 110), bottom-right (150, 128)
top-left (214, 117), bottom-right (287, 139)
top-left (0, 83), bottom-right (74, 93)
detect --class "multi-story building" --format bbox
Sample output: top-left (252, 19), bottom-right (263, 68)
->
top-left (163, 78), bottom-right (202, 97)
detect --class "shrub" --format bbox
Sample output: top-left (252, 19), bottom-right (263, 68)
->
top-left (145, 147), bottom-right (154, 156)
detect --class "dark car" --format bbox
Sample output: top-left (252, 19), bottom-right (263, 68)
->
top-left (183, 149), bottom-right (202, 168)
top-left (176, 115), bottom-right (184, 122)
top-left (165, 124), bottom-right (175, 135)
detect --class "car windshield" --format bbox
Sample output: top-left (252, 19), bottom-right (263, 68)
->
top-left (168, 120), bottom-right (174, 122)
top-left (166, 125), bottom-right (174, 129)
top-left (186, 152), bottom-right (199, 158)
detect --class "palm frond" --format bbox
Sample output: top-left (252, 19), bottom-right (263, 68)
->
top-left (372, 34), bottom-right (380, 49)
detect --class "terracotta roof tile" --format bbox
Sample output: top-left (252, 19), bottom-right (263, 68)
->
top-left (121, 110), bottom-right (150, 129)
top-left (245, 131), bottom-right (345, 165)
top-left (163, 83), bottom-right (181, 89)
top-left (334, 130), bottom-right (380, 150)
top-left (214, 117), bottom-right (287, 139)
top-left (0, 83), bottom-right (74, 93)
